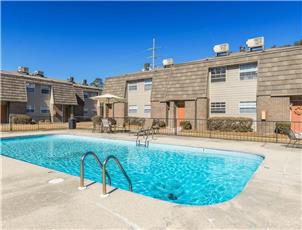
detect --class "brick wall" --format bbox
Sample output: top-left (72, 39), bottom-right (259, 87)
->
top-left (151, 102), bottom-right (167, 119)
top-left (257, 96), bottom-right (290, 133)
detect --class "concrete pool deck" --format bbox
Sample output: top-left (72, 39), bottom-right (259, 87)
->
top-left (1, 130), bottom-right (301, 229)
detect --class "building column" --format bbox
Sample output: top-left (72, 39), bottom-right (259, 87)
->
top-left (196, 98), bottom-right (208, 131)
top-left (103, 103), bottom-right (106, 118)
top-left (168, 101), bottom-right (176, 130)
top-left (185, 100), bottom-right (196, 129)
top-left (97, 100), bottom-right (101, 116)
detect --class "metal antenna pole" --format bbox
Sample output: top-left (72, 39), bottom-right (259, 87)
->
top-left (147, 38), bottom-right (161, 70)
top-left (152, 38), bottom-right (155, 70)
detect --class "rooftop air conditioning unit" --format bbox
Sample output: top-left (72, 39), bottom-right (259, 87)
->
top-left (163, 58), bottom-right (174, 68)
top-left (33, 70), bottom-right (44, 77)
top-left (213, 43), bottom-right (230, 56)
top-left (17, 66), bottom-right (29, 75)
top-left (246, 37), bottom-right (264, 51)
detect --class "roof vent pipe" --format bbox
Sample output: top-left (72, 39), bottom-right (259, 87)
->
top-left (17, 66), bottom-right (29, 75)
top-left (82, 79), bottom-right (88, 85)
top-left (68, 76), bottom-right (75, 83)
top-left (143, 63), bottom-right (151, 71)
top-left (239, 46), bottom-right (246, 52)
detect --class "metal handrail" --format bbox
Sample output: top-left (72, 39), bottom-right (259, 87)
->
top-left (102, 155), bottom-right (132, 195)
top-left (136, 129), bottom-right (149, 147)
top-left (79, 151), bottom-right (111, 189)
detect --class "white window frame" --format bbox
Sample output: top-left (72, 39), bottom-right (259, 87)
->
top-left (211, 102), bottom-right (226, 113)
top-left (90, 92), bottom-right (98, 97)
top-left (144, 79), bottom-right (152, 91)
top-left (128, 105), bottom-right (138, 114)
top-left (26, 104), bottom-right (35, 113)
top-left (239, 101), bottom-right (256, 114)
top-left (41, 85), bottom-right (50, 94)
top-left (128, 82), bottom-right (137, 91)
top-left (40, 105), bottom-right (49, 114)
top-left (144, 105), bottom-right (151, 113)
top-left (240, 63), bottom-right (257, 80)
top-left (26, 83), bottom-right (35, 93)
top-left (210, 67), bottom-right (226, 82)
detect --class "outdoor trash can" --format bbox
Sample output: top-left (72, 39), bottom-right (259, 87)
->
top-left (68, 118), bottom-right (76, 129)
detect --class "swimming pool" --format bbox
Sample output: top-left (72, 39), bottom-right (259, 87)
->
top-left (0, 134), bottom-right (263, 205)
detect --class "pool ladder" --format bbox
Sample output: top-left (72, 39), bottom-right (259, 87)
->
top-left (78, 152), bottom-right (132, 197)
top-left (136, 130), bottom-right (149, 147)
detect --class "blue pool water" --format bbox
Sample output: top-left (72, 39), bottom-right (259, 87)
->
top-left (0, 134), bottom-right (263, 205)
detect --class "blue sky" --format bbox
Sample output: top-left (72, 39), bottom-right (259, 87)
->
top-left (2, 1), bottom-right (301, 83)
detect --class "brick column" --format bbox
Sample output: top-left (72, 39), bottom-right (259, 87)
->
top-left (185, 100), bottom-right (196, 129)
top-left (114, 102), bottom-right (126, 128)
top-left (168, 101), bottom-right (176, 130)
top-left (196, 98), bottom-right (208, 131)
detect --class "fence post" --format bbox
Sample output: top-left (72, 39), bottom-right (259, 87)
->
top-left (174, 118), bottom-right (177, 136)
top-left (9, 115), bottom-right (12, 131)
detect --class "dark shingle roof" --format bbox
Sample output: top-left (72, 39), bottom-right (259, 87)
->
top-left (103, 46), bottom-right (302, 101)
top-left (0, 74), bottom-right (27, 102)
top-left (0, 71), bottom-right (101, 105)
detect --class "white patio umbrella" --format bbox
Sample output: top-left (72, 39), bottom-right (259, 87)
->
top-left (90, 93), bottom-right (126, 117)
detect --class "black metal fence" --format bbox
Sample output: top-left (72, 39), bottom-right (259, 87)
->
top-left (2, 115), bottom-right (301, 144)
top-left (108, 117), bottom-right (301, 144)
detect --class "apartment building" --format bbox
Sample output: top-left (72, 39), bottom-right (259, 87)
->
top-left (103, 43), bottom-right (302, 132)
top-left (0, 68), bottom-right (101, 123)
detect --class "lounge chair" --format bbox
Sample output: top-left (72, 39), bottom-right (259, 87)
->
top-left (101, 119), bottom-right (112, 133)
top-left (285, 128), bottom-right (302, 147)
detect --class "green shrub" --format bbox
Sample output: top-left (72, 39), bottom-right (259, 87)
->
top-left (108, 118), bottom-right (116, 125)
top-left (180, 120), bottom-right (192, 130)
top-left (11, 114), bottom-right (32, 124)
top-left (275, 122), bottom-right (291, 134)
top-left (152, 119), bottom-right (166, 128)
top-left (91, 115), bottom-right (102, 125)
top-left (125, 117), bottom-right (145, 126)
top-left (207, 117), bottom-right (253, 132)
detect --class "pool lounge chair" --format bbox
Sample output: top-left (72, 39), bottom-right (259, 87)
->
top-left (285, 128), bottom-right (302, 147)
top-left (101, 119), bottom-right (112, 133)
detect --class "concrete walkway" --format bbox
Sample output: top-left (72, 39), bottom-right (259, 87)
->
top-left (1, 130), bottom-right (301, 229)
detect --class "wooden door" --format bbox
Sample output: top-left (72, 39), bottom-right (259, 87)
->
top-left (0, 104), bottom-right (8, 123)
top-left (291, 101), bottom-right (302, 132)
top-left (177, 103), bottom-right (185, 127)
top-left (107, 104), bottom-right (113, 118)
top-left (64, 106), bottom-right (71, 122)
